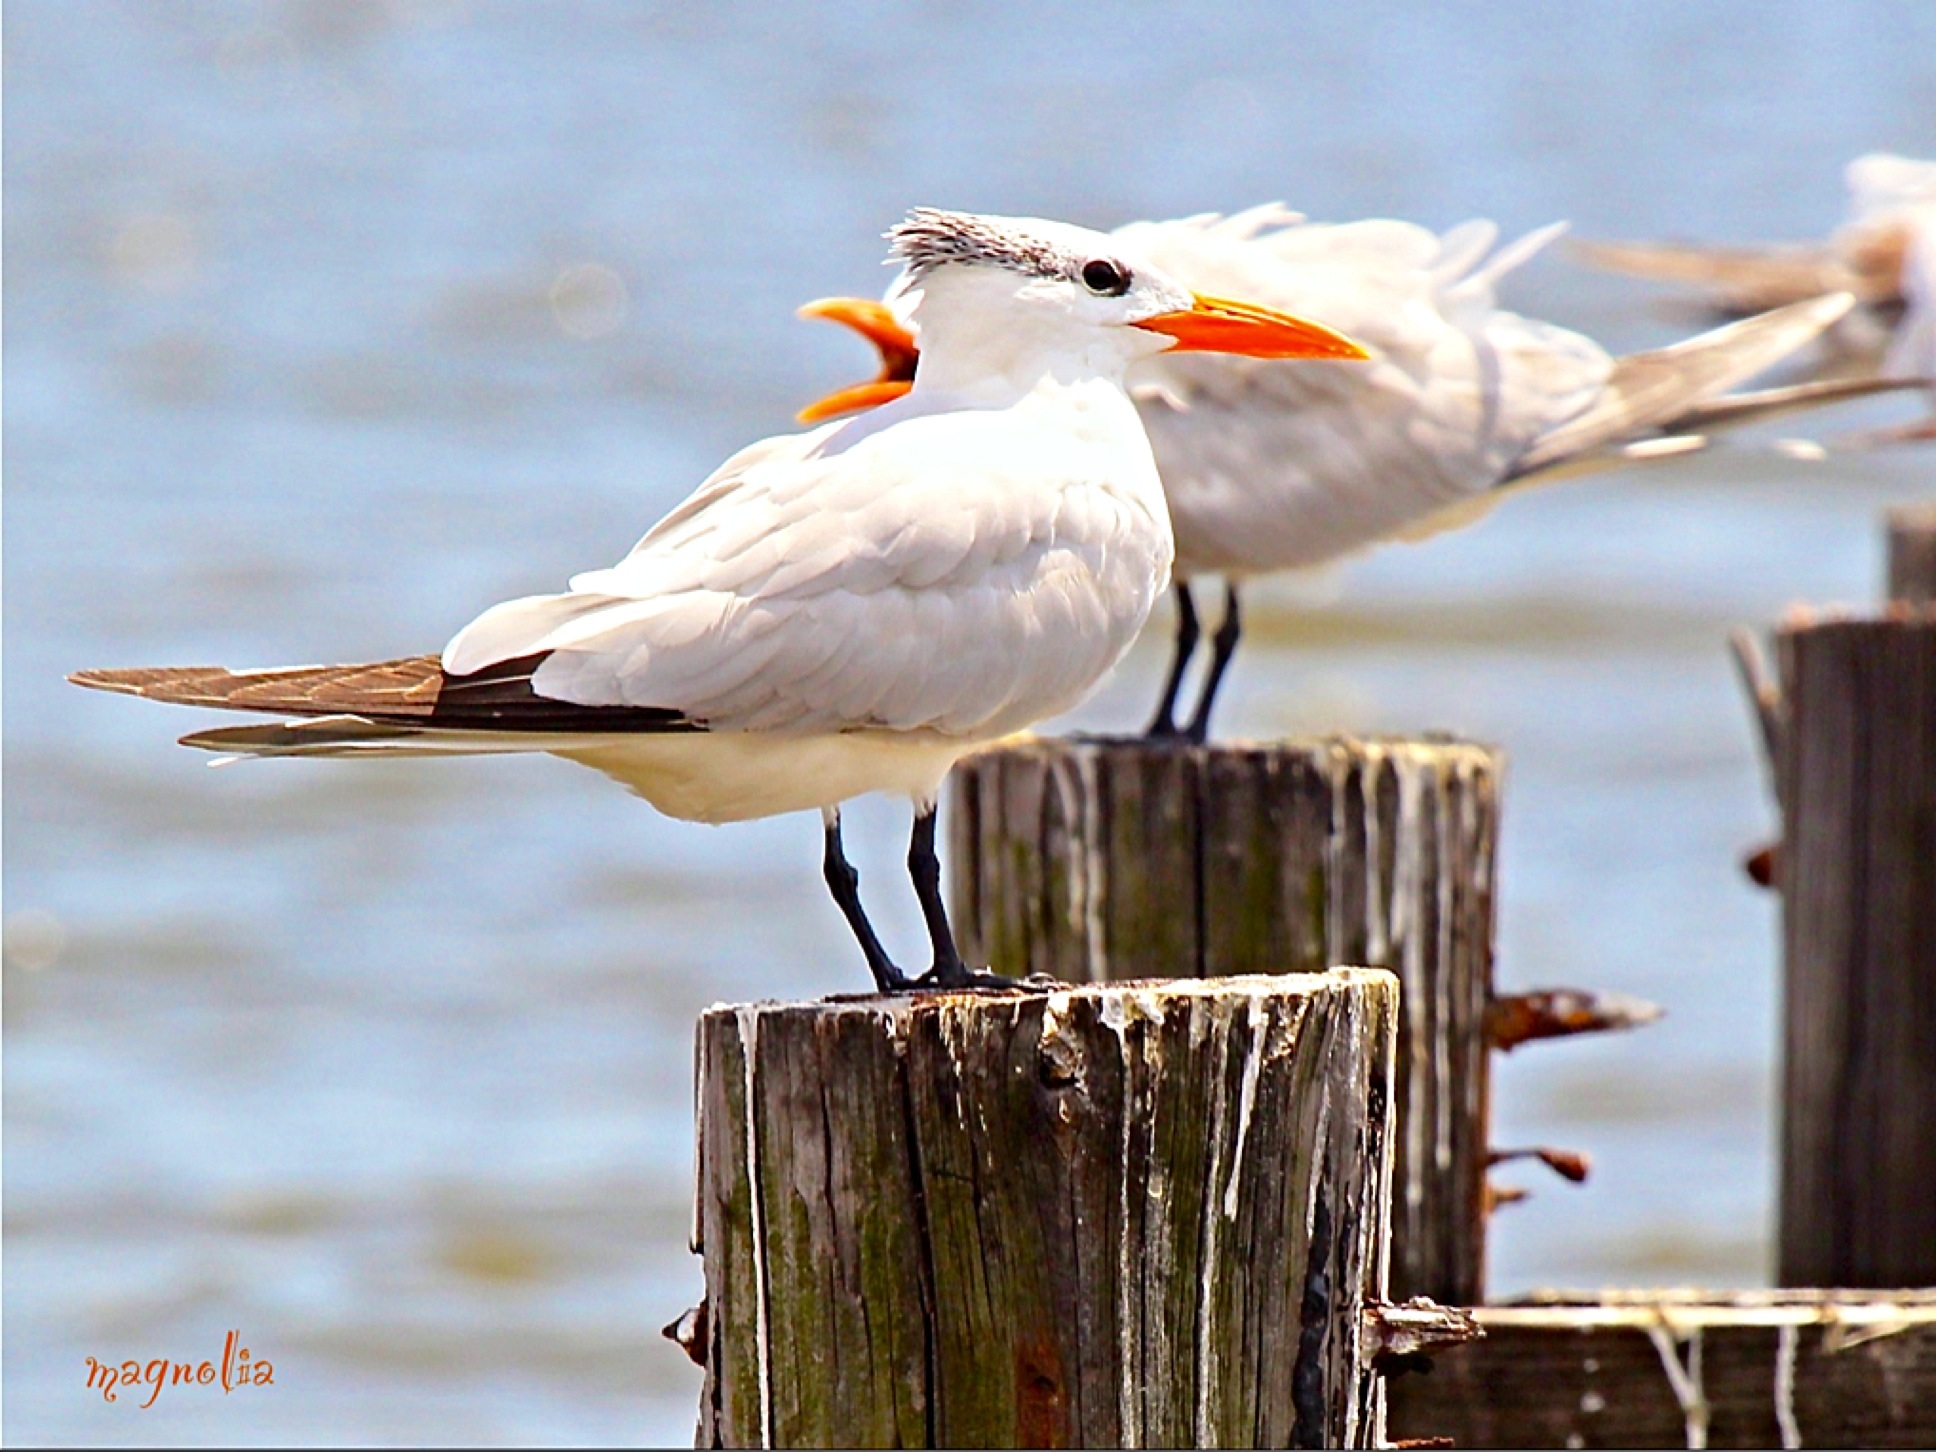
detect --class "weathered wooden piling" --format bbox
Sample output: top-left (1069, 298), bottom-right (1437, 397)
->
top-left (692, 972), bottom-right (1402, 1449)
top-left (1774, 604), bottom-right (1936, 1287)
top-left (1887, 500), bottom-right (1936, 603)
top-left (947, 736), bottom-right (1502, 1306)
top-left (1389, 1290), bottom-right (1936, 1449)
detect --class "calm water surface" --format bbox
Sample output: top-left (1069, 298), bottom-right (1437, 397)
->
top-left (6, 3), bottom-right (1933, 1444)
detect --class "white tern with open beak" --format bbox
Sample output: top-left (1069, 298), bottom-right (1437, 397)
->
top-left (801, 206), bottom-right (1887, 738)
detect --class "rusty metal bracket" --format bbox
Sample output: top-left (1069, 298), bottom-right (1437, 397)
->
top-left (1363, 1296), bottom-right (1484, 1377)
top-left (662, 1300), bottom-right (708, 1367)
top-left (1489, 1145), bottom-right (1591, 1183)
top-left (1486, 1182), bottom-right (1530, 1214)
top-left (1487, 988), bottom-right (1663, 1051)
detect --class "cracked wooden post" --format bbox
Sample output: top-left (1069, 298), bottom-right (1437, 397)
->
top-left (1887, 500), bottom-right (1936, 603)
top-left (1775, 604), bottom-right (1936, 1287)
top-left (946, 736), bottom-right (1499, 1306)
top-left (693, 971), bottom-right (1400, 1449)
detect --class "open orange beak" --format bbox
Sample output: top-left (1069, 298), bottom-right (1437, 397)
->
top-left (797, 290), bottom-right (1368, 424)
top-left (796, 297), bottom-right (920, 423)
top-left (1132, 294), bottom-right (1370, 361)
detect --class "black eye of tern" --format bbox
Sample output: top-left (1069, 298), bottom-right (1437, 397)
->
top-left (1081, 258), bottom-right (1131, 296)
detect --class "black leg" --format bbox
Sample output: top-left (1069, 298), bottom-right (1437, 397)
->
top-left (907, 803), bottom-right (1019, 990)
top-left (907, 803), bottom-right (971, 986)
top-left (1181, 582), bottom-right (1242, 744)
top-left (1143, 580), bottom-right (1201, 739)
top-left (822, 809), bottom-right (911, 994)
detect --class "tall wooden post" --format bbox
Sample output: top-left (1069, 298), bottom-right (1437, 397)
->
top-left (1776, 605), bottom-right (1936, 1286)
top-left (693, 972), bottom-right (1402, 1449)
top-left (948, 736), bottom-right (1500, 1306)
top-left (1887, 501), bottom-right (1936, 603)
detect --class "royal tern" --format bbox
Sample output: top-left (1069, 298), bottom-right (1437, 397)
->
top-left (71, 208), bottom-right (1366, 994)
top-left (1575, 153), bottom-right (1936, 394)
top-left (801, 205), bottom-right (1887, 738)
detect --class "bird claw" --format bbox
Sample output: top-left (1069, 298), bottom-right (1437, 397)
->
top-left (868, 964), bottom-right (918, 995)
top-left (911, 963), bottom-right (1037, 993)
top-left (1139, 717), bottom-right (1209, 747)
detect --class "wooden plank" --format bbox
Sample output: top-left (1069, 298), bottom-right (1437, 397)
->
top-left (1389, 1290), bottom-right (1936, 1449)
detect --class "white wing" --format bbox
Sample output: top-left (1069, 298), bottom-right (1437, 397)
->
top-left (443, 395), bottom-right (1170, 738)
top-left (1115, 210), bottom-right (1609, 574)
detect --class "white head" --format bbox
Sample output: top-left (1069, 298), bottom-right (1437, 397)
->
top-left (796, 208), bottom-right (1366, 416)
top-left (1844, 153), bottom-right (1936, 227)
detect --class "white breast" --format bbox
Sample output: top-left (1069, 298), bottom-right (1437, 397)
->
top-left (441, 374), bottom-right (1173, 819)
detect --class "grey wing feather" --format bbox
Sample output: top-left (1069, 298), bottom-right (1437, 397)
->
top-left (1508, 293), bottom-right (1856, 481)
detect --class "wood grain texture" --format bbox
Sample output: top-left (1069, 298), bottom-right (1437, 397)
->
top-left (1776, 608), bottom-right (1936, 1287)
top-left (1887, 503), bottom-right (1936, 604)
top-left (946, 736), bottom-right (1498, 1306)
top-left (1389, 1290), bottom-right (1936, 1449)
top-left (693, 971), bottom-right (1400, 1449)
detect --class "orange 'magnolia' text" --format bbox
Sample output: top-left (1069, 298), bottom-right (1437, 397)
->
top-left (84, 1331), bottom-right (274, 1408)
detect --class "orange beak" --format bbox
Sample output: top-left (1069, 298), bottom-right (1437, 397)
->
top-left (796, 290), bottom-right (1369, 424)
top-left (796, 297), bottom-right (920, 423)
top-left (1132, 293), bottom-right (1370, 361)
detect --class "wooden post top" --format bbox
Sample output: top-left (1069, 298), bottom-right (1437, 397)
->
top-left (946, 731), bottom-right (1507, 1305)
top-left (955, 730), bottom-right (1501, 764)
top-left (693, 966), bottom-right (1404, 1448)
top-left (1778, 600), bottom-right (1936, 629)
top-left (702, 966), bottom-right (1403, 1026)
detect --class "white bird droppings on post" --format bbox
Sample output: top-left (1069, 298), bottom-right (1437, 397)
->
top-left (1775, 1322), bottom-right (1803, 1449)
top-left (1073, 749), bottom-right (1111, 981)
top-left (1193, 1000), bottom-right (1234, 1445)
top-left (1358, 743), bottom-right (1391, 968)
top-left (1646, 1322), bottom-right (1709, 1450)
top-left (1224, 992), bottom-right (1269, 1220)
top-left (734, 1005), bottom-right (775, 1450)
top-left (1111, 989), bottom-right (1144, 1452)
top-left (1097, 984), bottom-right (1164, 1043)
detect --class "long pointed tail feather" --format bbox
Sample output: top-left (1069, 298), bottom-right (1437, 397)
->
top-left (179, 717), bottom-right (635, 759)
top-left (73, 655), bottom-right (488, 714)
top-left (70, 653), bottom-right (700, 735)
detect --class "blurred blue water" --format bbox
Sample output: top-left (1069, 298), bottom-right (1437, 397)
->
top-left (6, 2), bottom-right (1933, 1444)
